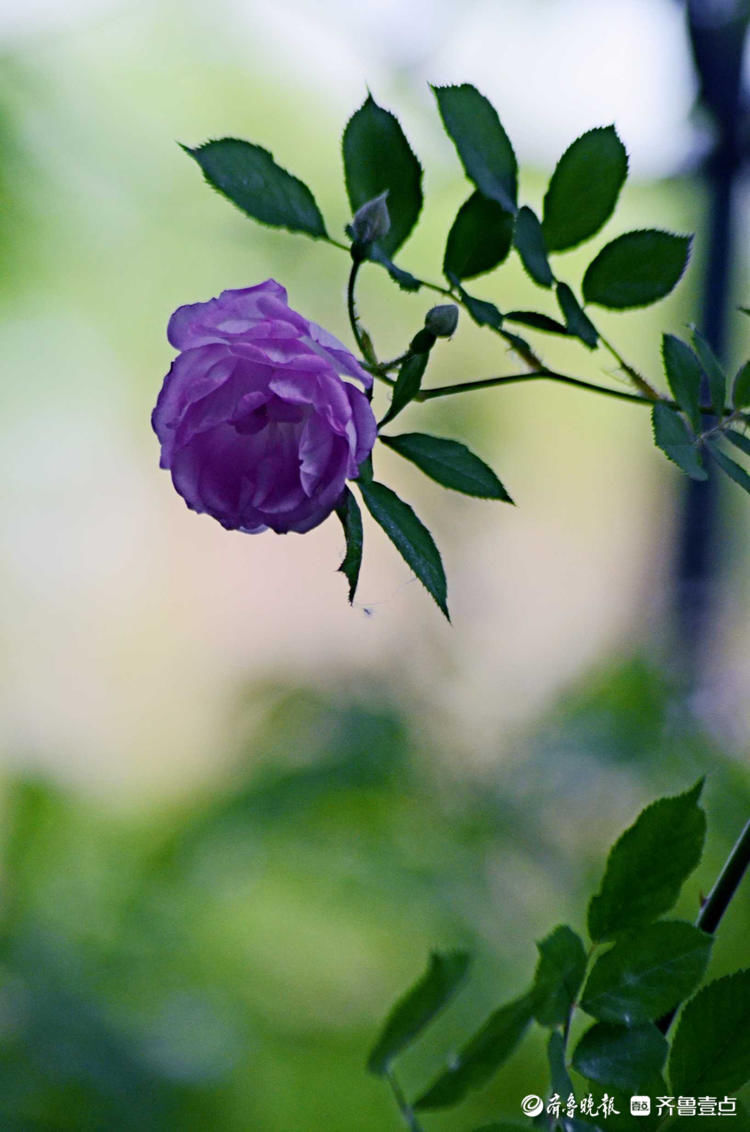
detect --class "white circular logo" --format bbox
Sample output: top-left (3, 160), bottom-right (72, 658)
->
top-left (522, 1095), bottom-right (545, 1117)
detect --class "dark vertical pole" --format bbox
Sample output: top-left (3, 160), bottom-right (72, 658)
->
top-left (674, 1), bottom-right (749, 677)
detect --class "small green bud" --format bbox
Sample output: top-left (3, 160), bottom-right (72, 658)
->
top-left (425, 304), bottom-right (459, 338)
top-left (349, 191), bottom-right (391, 249)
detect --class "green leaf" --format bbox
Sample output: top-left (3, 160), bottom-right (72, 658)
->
top-left (184, 138), bottom-right (327, 238)
top-left (556, 283), bottom-right (598, 347)
top-left (725, 427), bottom-right (750, 458)
top-left (587, 779), bottom-right (706, 941)
top-left (505, 310), bottom-right (569, 336)
top-left (499, 329), bottom-right (535, 358)
top-left (358, 481), bottom-right (448, 618)
top-left (368, 244), bottom-right (421, 291)
top-left (543, 126), bottom-right (628, 252)
top-left (651, 403), bottom-right (708, 482)
top-left (335, 488), bottom-right (363, 604)
top-left (670, 970), bottom-right (750, 1095)
top-left (514, 206), bottom-right (553, 287)
top-left (458, 289), bottom-right (504, 330)
top-left (380, 433), bottom-right (513, 501)
top-left (342, 94), bottom-right (422, 256)
top-left (580, 921), bottom-right (712, 1024)
top-left (732, 360), bottom-right (750, 408)
top-left (706, 440), bottom-right (750, 494)
top-left (572, 1022), bottom-right (667, 1091)
top-left (532, 925), bottom-right (588, 1027)
top-left (691, 328), bottom-right (726, 416)
top-left (471, 1125), bottom-right (531, 1132)
top-left (548, 1029), bottom-right (574, 1097)
top-left (413, 993), bottom-right (534, 1110)
top-left (367, 950), bottom-right (471, 1075)
top-left (443, 192), bottom-right (515, 281)
top-left (432, 84), bottom-right (517, 212)
top-left (379, 352), bottom-right (429, 427)
top-left (582, 230), bottom-right (692, 309)
top-left (661, 334), bottom-right (704, 432)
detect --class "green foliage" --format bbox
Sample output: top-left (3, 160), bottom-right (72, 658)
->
top-left (368, 243), bottom-right (422, 291)
top-left (691, 328), bottom-right (727, 416)
top-left (514, 206), bottom-right (553, 287)
top-left (542, 126), bottom-right (628, 252)
top-left (2, 666), bottom-right (748, 1130)
top-left (669, 971), bottom-right (750, 1095)
top-left (444, 192), bottom-right (515, 281)
top-left (184, 139), bottom-right (327, 237)
top-left (180, 84), bottom-right (750, 585)
top-left (358, 480), bottom-right (449, 618)
top-left (587, 780), bottom-right (706, 940)
top-left (413, 993), bottom-right (535, 1110)
top-left (379, 351), bottom-right (430, 427)
top-left (505, 310), bottom-right (569, 336)
top-left (572, 1022), bottom-right (667, 1091)
top-left (532, 925), bottom-right (587, 1027)
top-left (651, 403), bottom-right (708, 482)
top-left (432, 84), bottom-right (518, 212)
top-left (661, 334), bottom-right (703, 433)
top-left (471, 1125), bottom-right (530, 1132)
top-left (582, 230), bottom-right (692, 309)
top-left (457, 288), bottom-right (505, 330)
top-left (556, 283), bottom-right (598, 348)
top-left (366, 951), bottom-right (471, 1075)
top-left (379, 432), bottom-right (513, 501)
top-left (342, 94), bottom-right (423, 257)
top-left (705, 440), bottom-right (750, 494)
top-left (369, 776), bottom-right (750, 1126)
top-left (580, 921), bottom-right (712, 1024)
top-left (335, 488), bottom-right (363, 604)
top-left (732, 361), bottom-right (750, 408)
top-left (725, 428), bottom-right (750, 458)
top-left (548, 1029), bottom-right (575, 1096)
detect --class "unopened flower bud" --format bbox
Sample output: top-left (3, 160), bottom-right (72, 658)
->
top-left (425, 304), bottom-right (459, 338)
top-left (349, 191), bottom-right (391, 249)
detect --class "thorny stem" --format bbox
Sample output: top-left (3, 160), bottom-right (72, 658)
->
top-left (657, 818), bottom-right (750, 1036)
top-left (368, 366), bottom-right (741, 419)
top-left (415, 370), bottom-right (656, 406)
top-left (697, 818), bottom-right (750, 934)
top-left (332, 235), bottom-right (656, 398)
top-left (348, 256), bottom-right (377, 366)
top-left (335, 236), bottom-right (746, 425)
top-left (595, 328), bottom-right (661, 400)
top-left (385, 1068), bottom-right (425, 1132)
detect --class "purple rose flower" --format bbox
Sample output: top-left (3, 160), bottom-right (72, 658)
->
top-left (152, 281), bottom-right (377, 534)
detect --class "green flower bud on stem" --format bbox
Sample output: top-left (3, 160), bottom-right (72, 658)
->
top-left (348, 191), bottom-right (391, 259)
top-left (424, 303), bottom-right (459, 338)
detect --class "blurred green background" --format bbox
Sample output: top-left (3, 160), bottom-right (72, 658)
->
top-left (1, 0), bottom-right (749, 1127)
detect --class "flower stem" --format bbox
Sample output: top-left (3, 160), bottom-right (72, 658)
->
top-left (348, 258), bottom-right (377, 364)
top-left (697, 818), bottom-right (750, 935)
top-left (657, 818), bottom-right (750, 1035)
top-left (416, 370), bottom-right (657, 406)
top-left (385, 1068), bottom-right (424, 1132)
top-left (596, 329), bottom-right (660, 399)
top-left (413, 370), bottom-right (739, 418)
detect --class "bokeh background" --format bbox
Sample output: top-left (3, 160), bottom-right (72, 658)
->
top-left (1, 0), bottom-right (749, 1127)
